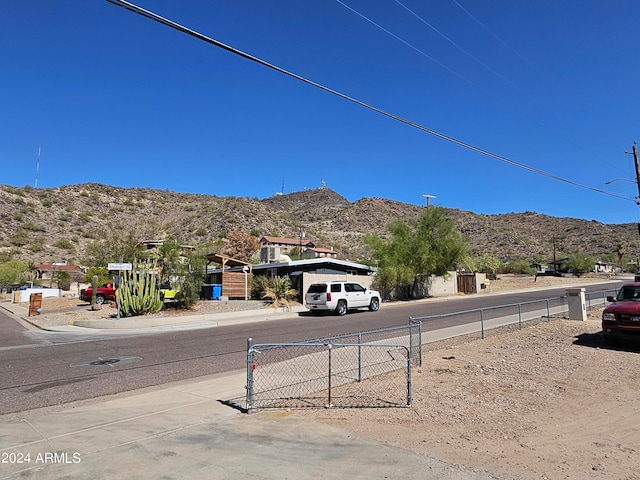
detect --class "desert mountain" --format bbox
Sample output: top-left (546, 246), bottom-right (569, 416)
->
top-left (0, 183), bottom-right (637, 266)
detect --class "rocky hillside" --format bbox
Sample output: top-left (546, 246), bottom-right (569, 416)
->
top-left (0, 183), bottom-right (637, 266)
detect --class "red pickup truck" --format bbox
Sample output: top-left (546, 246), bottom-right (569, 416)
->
top-left (80, 284), bottom-right (116, 305)
top-left (602, 282), bottom-right (640, 346)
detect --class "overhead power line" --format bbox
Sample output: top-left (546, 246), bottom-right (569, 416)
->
top-left (333, 0), bottom-right (472, 84)
top-left (393, 0), bottom-right (509, 83)
top-left (105, 0), bottom-right (633, 204)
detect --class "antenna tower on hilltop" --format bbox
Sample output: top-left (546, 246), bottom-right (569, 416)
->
top-left (35, 147), bottom-right (41, 188)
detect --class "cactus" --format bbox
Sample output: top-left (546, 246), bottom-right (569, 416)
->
top-left (91, 274), bottom-right (99, 311)
top-left (115, 260), bottom-right (163, 317)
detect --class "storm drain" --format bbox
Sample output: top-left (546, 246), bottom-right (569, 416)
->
top-left (71, 356), bottom-right (142, 368)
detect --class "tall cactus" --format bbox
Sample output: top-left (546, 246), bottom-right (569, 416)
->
top-left (91, 274), bottom-right (99, 311)
top-left (116, 260), bottom-right (163, 317)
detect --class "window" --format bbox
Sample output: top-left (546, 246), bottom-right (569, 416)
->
top-left (307, 284), bottom-right (327, 294)
top-left (619, 287), bottom-right (640, 301)
top-left (331, 284), bottom-right (342, 293)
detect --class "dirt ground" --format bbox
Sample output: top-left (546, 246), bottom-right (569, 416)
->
top-left (296, 276), bottom-right (640, 480)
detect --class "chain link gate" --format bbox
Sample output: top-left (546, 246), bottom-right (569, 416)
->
top-left (245, 320), bottom-right (421, 411)
top-left (246, 341), bottom-right (411, 411)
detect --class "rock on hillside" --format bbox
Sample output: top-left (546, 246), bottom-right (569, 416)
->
top-left (0, 183), bottom-right (637, 266)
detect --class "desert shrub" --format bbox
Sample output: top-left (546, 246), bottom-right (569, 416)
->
top-left (3, 186), bottom-right (25, 197)
top-left (251, 275), bottom-right (271, 300)
top-left (21, 222), bottom-right (46, 232)
top-left (27, 241), bottom-right (44, 252)
top-left (53, 238), bottom-right (75, 251)
top-left (500, 260), bottom-right (535, 275)
top-left (9, 234), bottom-right (28, 247)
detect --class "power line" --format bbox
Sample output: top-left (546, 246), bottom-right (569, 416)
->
top-left (450, 0), bottom-right (545, 78)
top-left (104, 0), bottom-right (633, 204)
top-left (393, 0), bottom-right (509, 84)
top-left (333, 0), bottom-right (472, 84)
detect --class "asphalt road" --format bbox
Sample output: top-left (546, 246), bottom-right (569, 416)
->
top-left (0, 281), bottom-right (622, 414)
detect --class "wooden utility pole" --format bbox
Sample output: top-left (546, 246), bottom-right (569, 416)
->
top-left (627, 142), bottom-right (640, 238)
top-left (632, 142), bottom-right (640, 205)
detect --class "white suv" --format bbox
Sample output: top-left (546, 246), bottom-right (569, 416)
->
top-left (305, 280), bottom-right (381, 316)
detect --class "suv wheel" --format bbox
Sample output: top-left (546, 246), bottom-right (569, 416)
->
top-left (335, 300), bottom-right (347, 316)
top-left (369, 297), bottom-right (380, 311)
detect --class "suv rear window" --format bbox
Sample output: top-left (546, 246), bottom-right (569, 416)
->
top-left (307, 284), bottom-right (328, 294)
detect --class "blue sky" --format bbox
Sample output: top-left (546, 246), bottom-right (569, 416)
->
top-left (3, 1), bottom-right (640, 224)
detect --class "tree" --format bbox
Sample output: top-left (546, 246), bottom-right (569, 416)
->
top-left (459, 253), bottom-right (502, 279)
top-left (221, 232), bottom-right (261, 263)
top-left (83, 231), bottom-right (144, 267)
top-left (615, 243), bottom-right (626, 271)
top-left (0, 261), bottom-right (27, 286)
top-left (364, 206), bottom-right (467, 298)
top-left (82, 267), bottom-right (110, 286)
top-left (174, 250), bottom-right (207, 308)
top-left (23, 260), bottom-right (39, 285)
top-left (567, 253), bottom-right (594, 277)
top-left (157, 238), bottom-right (183, 284)
top-left (53, 271), bottom-right (71, 290)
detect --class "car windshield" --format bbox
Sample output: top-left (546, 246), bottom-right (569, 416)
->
top-left (617, 286), bottom-right (640, 301)
top-left (307, 284), bottom-right (327, 294)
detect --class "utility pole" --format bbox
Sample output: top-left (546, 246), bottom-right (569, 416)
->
top-left (631, 142), bottom-right (640, 205)
top-left (422, 193), bottom-right (436, 208)
top-left (625, 141), bottom-right (640, 238)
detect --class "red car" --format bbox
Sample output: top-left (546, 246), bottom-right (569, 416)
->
top-left (80, 283), bottom-right (117, 305)
top-left (602, 283), bottom-right (640, 346)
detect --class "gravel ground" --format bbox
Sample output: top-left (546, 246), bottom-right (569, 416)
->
top-left (296, 304), bottom-right (640, 480)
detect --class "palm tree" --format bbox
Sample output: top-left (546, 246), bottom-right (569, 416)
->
top-left (262, 276), bottom-right (297, 311)
top-left (615, 243), bottom-right (626, 271)
top-left (24, 261), bottom-right (38, 286)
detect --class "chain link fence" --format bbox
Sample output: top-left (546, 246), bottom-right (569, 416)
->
top-left (244, 289), bottom-right (617, 412)
top-left (412, 288), bottom-right (618, 342)
top-left (246, 320), bottom-right (421, 411)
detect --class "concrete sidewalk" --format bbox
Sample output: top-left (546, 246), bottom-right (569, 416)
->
top-left (0, 370), bottom-right (490, 480)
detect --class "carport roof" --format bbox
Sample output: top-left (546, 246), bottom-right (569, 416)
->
top-left (205, 253), bottom-right (252, 269)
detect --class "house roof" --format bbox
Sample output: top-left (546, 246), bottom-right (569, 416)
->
top-left (206, 258), bottom-right (375, 275)
top-left (307, 247), bottom-right (335, 254)
top-left (252, 257), bottom-right (375, 273)
top-left (205, 253), bottom-right (253, 270)
top-left (260, 236), bottom-right (314, 247)
top-left (37, 263), bottom-right (83, 273)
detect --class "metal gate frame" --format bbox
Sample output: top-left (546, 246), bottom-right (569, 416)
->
top-left (246, 341), bottom-right (412, 412)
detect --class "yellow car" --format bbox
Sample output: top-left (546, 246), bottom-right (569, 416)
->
top-left (159, 283), bottom-right (180, 301)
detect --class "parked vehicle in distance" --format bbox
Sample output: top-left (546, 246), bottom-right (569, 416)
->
top-left (80, 283), bottom-right (116, 305)
top-left (305, 280), bottom-right (380, 316)
top-left (160, 282), bottom-right (179, 301)
top-left (602, 282), bottom-right (640, 345)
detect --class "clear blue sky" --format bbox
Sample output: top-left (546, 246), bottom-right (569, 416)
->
top-left (3, 1), bottom-right (640, 224)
